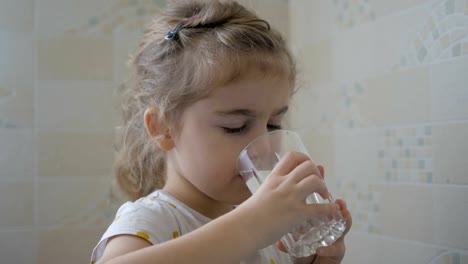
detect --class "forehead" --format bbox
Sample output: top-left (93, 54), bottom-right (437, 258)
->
top-left (192, 49), bottom-right (294, 96)
top-left (198, 73), bottom-right (292, 114)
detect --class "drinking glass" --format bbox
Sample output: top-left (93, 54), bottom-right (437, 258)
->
top-left (238, 129), bottom-right (346, 257)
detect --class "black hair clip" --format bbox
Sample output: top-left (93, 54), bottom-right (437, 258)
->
top-left (165, 21), bottom-right (187, 40)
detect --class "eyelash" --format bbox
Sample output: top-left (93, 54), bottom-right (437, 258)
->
top-left (223, 124), bottom-right (282, 134)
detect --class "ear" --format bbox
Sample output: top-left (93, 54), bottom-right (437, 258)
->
top-left (144, 107), bottom-right (175, 151)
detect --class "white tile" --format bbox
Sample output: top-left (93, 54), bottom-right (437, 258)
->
top-left (433, 122), bottom-right (468, 184)
top-left (343, 232), bottom-right (382, 263)
top-left (372, 0), bottom-right (431, 19)
top-left (0, 0), bottom-right (33, 32)
top-left (331, 4), bottom-right (431, 82)
top-left (0, 130), bottom-right (33, 180)
top-left (0, 230), bottom-right (34, 264)
top-left (0, 181), bottom-right (33, 227)
top-left (370, 4), bottom-right (430, 72)
top-left (433, 186), bottom-right (468, 249)
top-left (431, 56), bottom-right (468, 121)
top-left (0, 31), bottom-right (33, 87)
top-left (345, 231), bottom-right (447, 264)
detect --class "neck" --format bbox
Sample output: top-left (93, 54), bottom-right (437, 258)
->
top-left (163, 175), bottom-right (234, 220)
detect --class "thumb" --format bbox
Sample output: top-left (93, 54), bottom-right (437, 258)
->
top-left (318, 165), bottom-right (324, 179)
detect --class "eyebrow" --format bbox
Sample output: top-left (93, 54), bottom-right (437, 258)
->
top-left (216, 106), bottom-right (289, 117)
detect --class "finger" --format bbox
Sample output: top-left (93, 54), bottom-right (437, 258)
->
top-left (285, 160), bottom-right (321, 184)
top-left (296, 175), bottom-right (329, 200)
top-left (271, 151), bottom-right (310, 176)
top-left (316, 242), bottom-right (345, 257)
top-left (304, 203), bottom-right (340, 219)
top-left (276, 240), bottom-right (288, 253)
top-left (317, 165), bottom-right (324, 179)
top-left (335, 199), bottom-right (352, 236)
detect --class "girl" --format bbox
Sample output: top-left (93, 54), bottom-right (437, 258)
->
top-left (92, 1), bottom-right (352, 263)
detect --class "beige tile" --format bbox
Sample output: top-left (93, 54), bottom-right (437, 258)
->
top-left (239, 0), bottom-right (290, 41)
top-left (334, 128), bottom-right (380, 184)
top-left (37, 35), bottom-right (114, 81)
top-left (38, 227), bottom-right (107, 264)
top-left (289, 0), bottom-right (335, 48)
top-left (431, 56), bottom-right (468, 121)
top-left (377, 184), bottom-right (434, 242)
top-left (433, 186), bottom-right (468, 249)
top-left (36, 0), bottom-right (164, 36)
top-left (0, 230), bottom-right (34, 263)
top-left (112, 31), bottom-right (141, 83)
top-left (35, 0), bottom-right (112, 35)
top-left (332, 22), bottom-right (376, 82)
top-left (0, 130), bottom-right (33, 180)
top-left (37, 132), bottom-right (114, 178)
top-left (359, 66), bottom-right (431, 126)
top-left (290, 83), bottom-right (337, 130)
top-left (433, 123), bottom-right (468, 184)
top-left (37, 81), bottom-right (118, 133)
top-left (297, 40), bottom-right (333, 85)
top-left (0, 181), bottom-right (33, 227)
top-left (296, 128), bottom-right (335, 184)
top-left (37, 179), bottom-right (113, 226)
top-left (0, 0), bottom-right (33, 32)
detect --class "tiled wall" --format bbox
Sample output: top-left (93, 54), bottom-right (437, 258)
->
top-left (0, 0), bottom-right (289, 263)
top-left (289, 0), bottom-right (468, 263)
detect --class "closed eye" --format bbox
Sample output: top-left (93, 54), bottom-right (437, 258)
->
top-left (223, 125), bottom-right (248, 134)
top-left (267, 124), bottom-right (282, 131)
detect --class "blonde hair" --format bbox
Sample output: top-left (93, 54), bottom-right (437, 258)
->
top-left (114, 0), bottom-right (296, 200)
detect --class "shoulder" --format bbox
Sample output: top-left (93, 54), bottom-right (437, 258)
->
top-left (108, 191), bottom-right (187, 241)
top-left (91, 191), bottom-right (186, 262)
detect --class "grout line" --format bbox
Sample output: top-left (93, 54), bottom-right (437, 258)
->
top-left (372, 182), bottom-right (468, 188)
top-left (32, 0), bottom-right (39, 261)
top-left (350, 230), bottom-right (468, 255)
top-left (0, 227), bottom-right (34, 232)
top-left (292, 118), bottom-right (468, 134)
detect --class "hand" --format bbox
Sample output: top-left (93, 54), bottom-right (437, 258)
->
top-left (236, 152), bottom-right (341, 250)
top-left (277, 165), bottom-right (353, 264)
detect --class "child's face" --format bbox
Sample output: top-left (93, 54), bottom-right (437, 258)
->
top-left (166, 72), bottom-right (292, 209)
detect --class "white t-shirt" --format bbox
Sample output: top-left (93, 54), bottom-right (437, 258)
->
top-left (91, 190), bottom-right (293, 264)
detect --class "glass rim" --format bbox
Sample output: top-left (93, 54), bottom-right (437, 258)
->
top-left (237, 129), bottom-right (300, 170)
